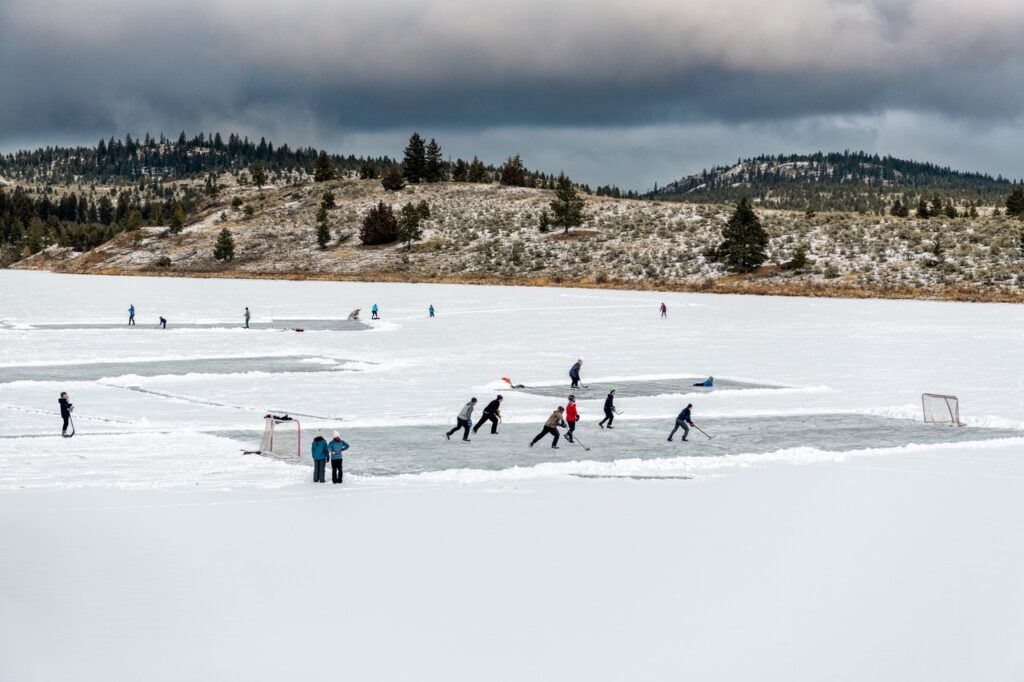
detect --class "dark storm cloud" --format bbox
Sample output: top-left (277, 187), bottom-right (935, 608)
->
top-left (2, 0), bottom-right (1024, 187)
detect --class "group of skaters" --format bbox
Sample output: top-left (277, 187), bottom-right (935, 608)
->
top-left (126, 303), bottom-right (393, 329)
top-left (445, 358), bottom-right (706, 448)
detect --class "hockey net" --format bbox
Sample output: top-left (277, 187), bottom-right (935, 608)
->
top-left (922, 394), bottom-right (963, 426)
top-left (259, 415), bottom-right (303, 459)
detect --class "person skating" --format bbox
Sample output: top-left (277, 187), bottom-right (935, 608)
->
top-left (311, 431), bottom-right (329, 483)
top-left (473, 395), bottom-right (503, 435)
top-left (660, 302), bottom-right (667, 318)
top-left (569, 358), bottom-right (583, 389)
top-left (530, 406), bottom-right (566, 448)
top-left (159, 316), bottom-right (167, 329)
top-left (668, 403), bottom-right (695, 441)
top-left (565, 395), bottom-right (580, 443)
top-left (128, 304), bottom-right (136, 326)
top-left (58, 392), bottom-right (73, 437)
top-left (428, 304), bottom-right (435, 318)
top-left (328, 431), bottom-right (350, 484)
top-left (446, 398), bottom-right (477, 441)
top-left (371, 303), bottom-right (379, 320)
top-left (598, 389), bottom-right (617, 428)
top-left (244, 307), bottom-right (251, 329)
top-left (693, 376), bottom-right (714, 388)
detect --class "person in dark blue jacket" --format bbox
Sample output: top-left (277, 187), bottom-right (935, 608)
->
top-left (328, 431), bottom-right (350, 484)
top-left (668, 404), bottom-right (695, 441)
top-left (692, 376), bottom-right (714, 388)
top-left (569, 358), bottom-right (583, 388)
top-left (311, 432), bottom-right (329, 483)
top-left (58, 392), bottom-right (73, 437)
top-left (128, 304), bottom-right (136, 326)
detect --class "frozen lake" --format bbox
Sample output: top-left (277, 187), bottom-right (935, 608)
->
top-left (1, 270), bottom-right (1023, 681)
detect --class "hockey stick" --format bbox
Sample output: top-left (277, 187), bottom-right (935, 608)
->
top-left (67, 415), bottom-right (75, 438)
top-left (693, 424), bottom-right (713, 440)
top-left (572, 434), bottom-right (590, 451)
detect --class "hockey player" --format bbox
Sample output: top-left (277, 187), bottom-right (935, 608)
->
top-left (598, 389), bottom-right (617, 429)
top-left (569, 358), bottom-right (583, 388)
top-left (446, 398), bottom-right (477, 441)
top-left (565, 395), bottom-right (580, 443)
top-left (128, 304), bottom-right (136, 326)
top-left (693, 376), bottom-right (714, 388)
top-left (58, 392), bottom-right (74, 437)
top-left (473, 395), bottom-right (503, 435)
top-left (244, 307), bottom-right (251, 328)
top-left (668, 404), bottom-right (695, 441)
top-left (530, 406), bottom-right (566, 449)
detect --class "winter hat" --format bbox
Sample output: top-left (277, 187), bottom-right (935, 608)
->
top-left (568, 395), bottom-right (575, 401)
top-left (332, 431), bottom-right (341, 439)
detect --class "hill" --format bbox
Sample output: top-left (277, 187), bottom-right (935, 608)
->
top-left (650, 151), bottom-right (1017, 212)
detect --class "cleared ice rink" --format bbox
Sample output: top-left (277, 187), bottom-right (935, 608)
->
top-left (1, 270), bottom-right (1023, 681)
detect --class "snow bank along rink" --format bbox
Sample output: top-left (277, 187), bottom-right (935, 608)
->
top-left (2, 270), bottom-right (1024, 681)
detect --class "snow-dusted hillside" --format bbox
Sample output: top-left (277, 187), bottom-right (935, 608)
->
top-left (15, 177), bottom-right (1024, 302)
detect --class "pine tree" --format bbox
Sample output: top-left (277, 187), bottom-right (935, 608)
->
top-left (944, 201), bottom-right (958, 219)
top-left (416, 200), bottom-right (431, 219)
top-left (398, 203), bottom-right (423, 248)
top-left (890, 199), bottom-right (909, 218)
top-left (537, 210), bottom-right (551, 233)
top-left (549, 173), bottom-right (585, 234)
top-left (500, 155), bottom-right (528, 186)
top-left (1005, 186), bottom-right (1024, 216)
top-left (358, 160), bottom-right (378, 180)
top-left (169, 203), bottom-right (185, 234)
top-left (424, 138), bottom-right (444, 182)
top-left (312, 151), bottom-right (335, 182)
top-left (402, 133), bottom-right (426, 184)
top-left (968, 201), bottom-right (979, 218)
top-left (381, 165), bottom-right (406, 191)
top-left (467, 156), bottom-right (487, 183)
top-left (718, 198), bottom-right (768, 273)
top-left (451, 158), bottom-right (469, 182)
top-left (251, 162), bottom-right (268, 194)
top-left (321, 190), bottom-right (336, 209)
top-left (213, 228), bottom-right (235, 260)
top-left (316, 207), bottom-right (331, 248)
top-left (916, 198), bottom-right (931, 219)
top-left (360, 201), bottom-right (399, 245)
top-left (124, 209), bottom-right (143, 231)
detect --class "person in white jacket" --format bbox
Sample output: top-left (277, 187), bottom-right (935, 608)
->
top-left (445, 398), bottom-right (478, 442)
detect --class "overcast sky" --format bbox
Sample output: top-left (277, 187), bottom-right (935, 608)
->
top-left (2, 0), bottom-right (1023, 189)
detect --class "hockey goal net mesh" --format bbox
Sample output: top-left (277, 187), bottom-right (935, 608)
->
top-left (259, 416), bottom-right (302, 459)
top-left (922, 394), bottom-right (963, 426)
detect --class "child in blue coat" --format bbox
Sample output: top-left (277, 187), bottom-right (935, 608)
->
top-left (311, 432), bottom-right (329, 483)
top-left (328, 431), bottom-right (350, 484)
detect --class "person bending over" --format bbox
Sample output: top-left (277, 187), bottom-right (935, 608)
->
top-left (446, 398), bottom-right (477, 441)
top-left (668, 403), bottom-right (695, 441)
top-left (530, 407), bottom-right (567, 449)
top-left (598, 389), bottom-right (616, 429)
top-left (473, 395), bottom-right (503, 435)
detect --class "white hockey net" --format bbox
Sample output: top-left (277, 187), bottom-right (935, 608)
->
top-left (922, 394), bottom-right (963, 426)
top-left (259, 416), bottom-right (303, 459)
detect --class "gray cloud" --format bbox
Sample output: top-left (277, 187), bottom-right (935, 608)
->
top-left (2, 0), bottom-right (1024, 188)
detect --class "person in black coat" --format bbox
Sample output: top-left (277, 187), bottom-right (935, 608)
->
top-left (472, 395), bottom-right (503, 435)
top-left (598, 389), bottom-right (616, 429)
top-left (58, 392), bottom-right (73, 437)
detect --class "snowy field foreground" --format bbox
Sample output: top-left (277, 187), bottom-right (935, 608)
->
top-left (1, 270), bottom-right (1023, 681)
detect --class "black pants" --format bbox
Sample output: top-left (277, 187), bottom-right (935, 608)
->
top-left (62, 414), bottom-right (70, 433)
top-left (160, 320), bottom-right (166, 329)
top-left (447, 418), bottom-right (471, 440)
top-left (128, 316), bottom-right (135, 326)
top-left (570, 375), bottom-right (580, 388)
top-left (599, 409), bottom-right (614, 427)
top-left (331, 459), bottom-right (344, 483)
top-left (313, 458), bottom-right (327, 483)
top-left (245, 319), bottom-right (249, 328)
top-left (531, 426), bottom-right (560, 446)
top-left (567, 420), bottom-right (577, 442)
top-left (473, 413), bottom-right (499, 434)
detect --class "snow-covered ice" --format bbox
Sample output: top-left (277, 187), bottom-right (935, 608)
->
top-left (1, 270), bottom-right (1023, 681)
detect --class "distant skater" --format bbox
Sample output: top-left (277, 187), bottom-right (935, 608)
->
top-left (311, 431), bottom-right (329, 483)
top-left (569, 358), bottom-right (583, 389)
top-left (473, 395), bottom-right (503, 435)
top-left (565, 395), bottom-right (579, 443)
top-left (58, 391), bottom-right (73, 437)
top-left (128, 304), bottom-right (135, 326)
top-left (693, 376), bottom-right (714, 388)
top-left (371, 303), bottom-right (379, 320)
top-left (598, 389), bottom-right (617, 429)
top-left (428, 304), bottom-right (435, 318)
top-left (159, 316), bottom-right (167, 329)
top-left (660, 302), bottom-right (667, 318)
top-left (329, 431), bottom-right (350, 484)
top-left (446, 397), bottom-right (477, 441)
top-left (668, 403), bottom-right (695, 441)
top-left (244, 307), bottom-right (251, 329)
top-left (530, 406), bottom-right (566, 449)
